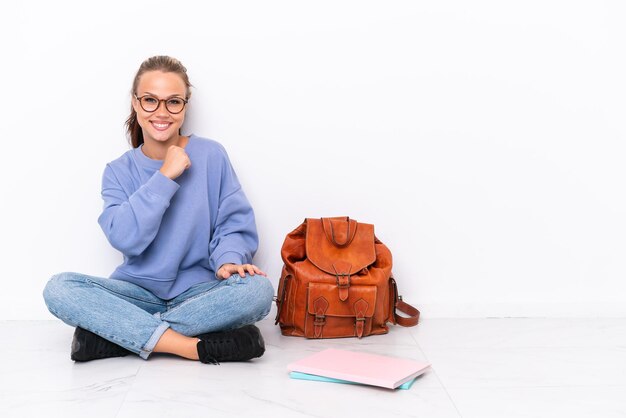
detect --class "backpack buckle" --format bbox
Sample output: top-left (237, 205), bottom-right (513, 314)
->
top-left (336, 273), bottom-right (350, 288)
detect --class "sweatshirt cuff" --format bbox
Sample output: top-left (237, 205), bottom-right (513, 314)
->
top-left (144, 171), bottom-right (180, 201)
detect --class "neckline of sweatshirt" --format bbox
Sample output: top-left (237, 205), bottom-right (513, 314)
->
top-left (132, 134), bottom-right (196, 170)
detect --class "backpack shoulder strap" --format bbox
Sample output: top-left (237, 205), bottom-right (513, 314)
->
top-left (390, 277), bottom-right (420, 327)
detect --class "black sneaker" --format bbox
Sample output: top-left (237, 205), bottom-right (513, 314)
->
top-left (71, 327), bottom-right (132, 362)
top-left (196, 324), bottom-right (265, 365)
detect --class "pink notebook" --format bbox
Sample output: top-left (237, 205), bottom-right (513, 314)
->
top-left (287, 348), bottom-right (431, 389)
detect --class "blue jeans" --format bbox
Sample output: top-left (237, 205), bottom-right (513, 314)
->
top-left (43, 272), bottom-right (274, 359)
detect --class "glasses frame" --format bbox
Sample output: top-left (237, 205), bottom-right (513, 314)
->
top-left (134, 94), bottom-right (189, 114)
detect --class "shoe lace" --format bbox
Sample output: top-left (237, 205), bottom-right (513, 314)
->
top-left (202, 337), bottom-right (239, 365)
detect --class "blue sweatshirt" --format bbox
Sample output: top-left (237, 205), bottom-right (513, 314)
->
top-left (97, 135), bottom-right (258, 299)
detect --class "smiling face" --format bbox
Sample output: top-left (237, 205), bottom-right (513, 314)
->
top-left (132, 70), bottom-right (188, 145)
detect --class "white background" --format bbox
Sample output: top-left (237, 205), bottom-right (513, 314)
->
top-left (1, 0), bottom-right (624, 320)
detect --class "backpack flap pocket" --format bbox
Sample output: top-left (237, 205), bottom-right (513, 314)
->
top-left (305, 282), bottom-right (377, 338)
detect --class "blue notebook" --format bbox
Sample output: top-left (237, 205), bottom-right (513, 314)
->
top-left (289, 371), bottom-right (416, 390)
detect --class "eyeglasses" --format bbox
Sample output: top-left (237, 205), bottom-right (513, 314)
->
top-left (134, 94), bottom-right (188, 114)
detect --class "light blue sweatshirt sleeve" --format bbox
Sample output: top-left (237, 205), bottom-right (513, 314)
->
top-left (208, 151), bottom-right (259, 273)
top-left (97, 164), bottom-right (180, 257)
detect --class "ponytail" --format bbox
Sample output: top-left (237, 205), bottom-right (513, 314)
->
top-left (125, 105), bottom-right (144, 148)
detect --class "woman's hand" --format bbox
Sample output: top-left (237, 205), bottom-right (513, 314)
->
top-left (217, 263), bottom-right (267, 280)
top-left (160, 145), bottom-right (191, 180)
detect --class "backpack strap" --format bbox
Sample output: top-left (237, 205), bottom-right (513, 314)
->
top-left (390, 277), bottom-right (420, 327)
top-left (274, 273), bottom-right (291, 325)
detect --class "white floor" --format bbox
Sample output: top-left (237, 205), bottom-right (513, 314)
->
top-left (2, 313), bottom-right (625, 418)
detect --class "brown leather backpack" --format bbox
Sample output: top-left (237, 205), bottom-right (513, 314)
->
top-left (275, 217), bottom-right (420, 338)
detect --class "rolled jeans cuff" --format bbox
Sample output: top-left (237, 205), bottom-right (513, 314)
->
top-left (140, 320), bottom-right (171, 360)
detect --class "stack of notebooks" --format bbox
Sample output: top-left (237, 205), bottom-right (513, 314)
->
top-left (287, 348), bottom-right (431, 390)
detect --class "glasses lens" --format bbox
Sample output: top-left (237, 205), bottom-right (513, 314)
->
top-left (140, 96), bottom-right (159, 112)
top-left (166, 98), bottom-right (185, 114)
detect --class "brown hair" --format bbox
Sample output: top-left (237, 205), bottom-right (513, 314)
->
top-left (125, 56), bottom-right (193, 148)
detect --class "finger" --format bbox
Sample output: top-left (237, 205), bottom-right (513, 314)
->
top-left (250, 265), bottom-right (266, 277)
top-left (220, 268), bottom-right (231, 279)
top-left (237, 266), bottom-right (246, 277)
